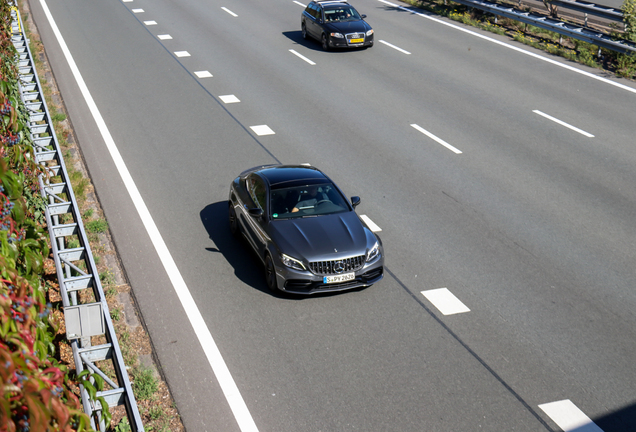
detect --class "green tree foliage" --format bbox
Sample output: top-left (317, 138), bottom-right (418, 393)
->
top-left (1, 3), bottom-right (95, 431)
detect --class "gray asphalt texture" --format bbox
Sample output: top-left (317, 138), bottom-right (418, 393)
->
top-left (29, 0), bottom-right (636, 430)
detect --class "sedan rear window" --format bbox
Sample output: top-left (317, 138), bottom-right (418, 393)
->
top-left (270, 183), bottom-right (349, 219)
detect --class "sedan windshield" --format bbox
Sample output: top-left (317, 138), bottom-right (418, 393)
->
top-left (324, 6), bottom-right (361, 22)
top-left (270, 183), bottom-right (350, 219)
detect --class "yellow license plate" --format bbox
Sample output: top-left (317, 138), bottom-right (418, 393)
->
top-left (350, 38), bottom-right (364, 43)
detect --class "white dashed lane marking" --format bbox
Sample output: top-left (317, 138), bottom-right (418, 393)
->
top-left (360, 215), bottom-right (382, 232)
top-left (410, 124), bottom-right (463, 154)
top-left (194, 71), bottom-right (213, 78)
top-left (157, 34), bottom-right (172, 40)
top-left (539, 400), bottom-right (604, 432)
top-left (222, 7), bottom-right (238, 17)
top-left (379, 40), bottom-right (411, 54)
top-left (250, 125), bottom-right (275, 136)
top-left (219, 95), bottom-right (240, 104)
top-left (421, 288), bottom-right (470, 315)
top-left (289, 49), bottom-right (316, 65)
top-left (533, 110), bottom-right (595, 137)
top-left (38, 1), bottom-right (260, 429)
top-left (174, 51), bottom-right (190, 57)
top-left (144, 20), bottom-right (157, 26)
top-left (293, 1), bottom-right (307, 6)
top-left (132, 8), bottom-right (144, 13)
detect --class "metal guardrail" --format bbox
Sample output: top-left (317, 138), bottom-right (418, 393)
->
top-left (450, 0), bottom-right (636, 53)
top-left (548, 0), bottom-right (624, 22)
top-left (10, 5), bottom-right (144, 432)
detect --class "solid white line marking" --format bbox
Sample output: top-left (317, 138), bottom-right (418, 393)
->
top-left (174, 51), bottom-right (190, 57)
top-left (219, 95), bottom-right (240, 104)
top-left (132, 8), bottom-right (144, 13)
top-left (222, 7), bottom-right (238, 17)
top-left (421, 288), bottom-right (470, 315)
top-left (410, 124), bottom-right (463, 154)
top-left (143, 20), bottom-right (157, 26)
top-left (379, 40), bottom-right (411, 54)
top-left (294, 1), bottom-right (307, 6)
top-left (39, 1), bottom-right (259, 431)
top-left (194, 70), bottom-right (213, 78)
top-left (539, 400), bottom-right (604, 432)
top-left (533, 110), bottom-right (595, 137)
top-left (289, 49), bottom-right (316, 65)
top-left (378, 0), bottom-right (636, 95)
top-left (250, 125), bottom-right (275, 136)
top-left (360, 215), bottom-right (382, 232)
top-left (157, 34), bottom-right (172, 40)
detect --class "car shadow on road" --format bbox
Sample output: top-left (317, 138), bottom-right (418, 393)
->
top-left (594, 400), bottom-right (636, 432)
top-left (200, 201), bottom-right (272, 295)
top-left (282, 30), bottom-right (367, 53)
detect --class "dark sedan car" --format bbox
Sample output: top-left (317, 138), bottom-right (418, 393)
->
top-left (228, 165), bottom-right (384, 295)
top-left (301, 0), bottom-right (374, 50)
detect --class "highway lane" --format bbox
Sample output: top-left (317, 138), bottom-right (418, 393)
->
top-left (28, 0), bottom-right (636, 430)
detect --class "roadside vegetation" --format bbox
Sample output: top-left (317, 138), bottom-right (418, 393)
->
top-left (403, 0), bottom-right (636, 79)
top-left (1, 1), bottom-right (91, 430)
top-left (2, 2), bottom-right (184, 431)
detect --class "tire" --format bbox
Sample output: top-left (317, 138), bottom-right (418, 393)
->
top-left (302, 23), bottom-right (308, 40)
top-left (321, 34), bottom-right (330, 51)
top-left (229, 204), bottom-right (239, 236)
top-left (265, 254), bottom-right (278, 293)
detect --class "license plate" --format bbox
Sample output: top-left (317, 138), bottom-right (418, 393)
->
top-left (324, 272), bottom-right (355, 284)
top-left (349, 38), bottom-right (364, 43)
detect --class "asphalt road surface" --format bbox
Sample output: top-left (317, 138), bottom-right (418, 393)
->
top-left (29, 0), bottom-right (636, 430)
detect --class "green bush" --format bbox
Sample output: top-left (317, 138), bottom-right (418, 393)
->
top-left (1, 3), bottom-right (94, 430)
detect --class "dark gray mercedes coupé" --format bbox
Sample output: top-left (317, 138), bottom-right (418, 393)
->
top-left (228, 165), bottom-right (384, 295)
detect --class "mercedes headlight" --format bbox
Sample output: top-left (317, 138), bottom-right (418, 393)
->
top-left (366, 242), bottom-right (380, 262)
top-left (281, 254), bottom-right (307, 271)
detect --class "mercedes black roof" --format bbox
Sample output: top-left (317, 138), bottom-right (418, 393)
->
top-left (257, 165), bottom-right (330, 189)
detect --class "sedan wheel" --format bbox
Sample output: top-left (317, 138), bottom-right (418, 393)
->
top-left (302, 23), bottom-right (308, 40)
top-left (229, 204), bottom-right (238, 236)
top-left (265, 254), bottom-right (278, 292)
top-left (321, 34), bottom-right (330, 51)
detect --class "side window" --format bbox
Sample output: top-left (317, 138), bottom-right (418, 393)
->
top-left (315, 5), bottom-right (323, 20)
top-left (247, 175), bottom-right (267, 211)
top-left (307, 4), bottom-right (319, 19)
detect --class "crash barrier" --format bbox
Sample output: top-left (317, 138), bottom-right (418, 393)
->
top-left (546, 0), bottom-right (624, 24)
top-left (402, 0), bottom-right (636, 53)
top-left (453, 0), bottom-right (636, 53)
top-left (10, 5), bottom-right (144, 431)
